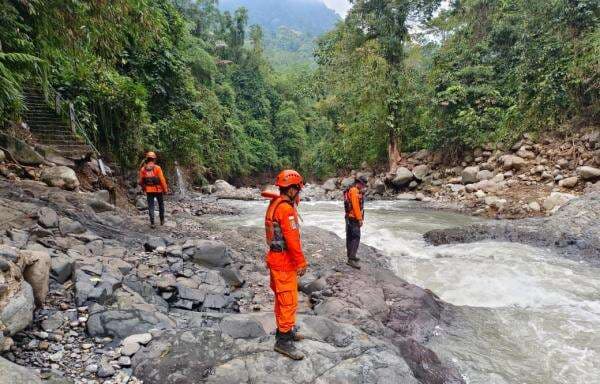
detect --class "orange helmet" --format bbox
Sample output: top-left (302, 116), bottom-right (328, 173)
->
top-left (146, 151), bottom-right (157, 160)
top-left (275, 170), bottom-right (304, 189)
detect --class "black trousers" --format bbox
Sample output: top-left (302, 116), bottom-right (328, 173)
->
top-left (345, 218), bottom-right (361, 261)
top-left (147, 192), bottom-right (165, 225)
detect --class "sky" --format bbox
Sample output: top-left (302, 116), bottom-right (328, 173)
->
top-left (322, 0), bottom-right (351, 17)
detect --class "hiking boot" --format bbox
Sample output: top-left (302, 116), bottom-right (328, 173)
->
top-left (291, 326), bottom-right (304, 342)
top-left (274, 330), bottom-right (304, 360)
top-left (346, 259), bottom-right (361, 269)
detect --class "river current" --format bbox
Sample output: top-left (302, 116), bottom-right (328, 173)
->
top-left (213, 199), bottom-right (600, 384)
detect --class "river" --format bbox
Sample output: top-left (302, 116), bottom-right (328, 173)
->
top-left (212, 199), bottom-right (600, 384)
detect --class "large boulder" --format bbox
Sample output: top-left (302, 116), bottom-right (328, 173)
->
top-left (322, 178), bottom-right (337, 192)
top-left (189, 240), bottom-right (232, 268)
top-left (501, 155), bottom-right (526, 171)
top-left (0, 281), bottom-right (35, 335)
top-left (578, 166), bottom-right (600, 181)
top-left (213, 180), bottom-right (236, 194)
top-left (461, 166), bottom-right (479, 184)
top-left (412, 165), bottom-right (429, 181)
top-left (392, 167), bottom-right (414, 188)
top-left (40, 166), bottom-right (80, 190)
top-left (0, 132), bottom-right (45, 166)
top-left (0, 356), bottom-right (43, 384)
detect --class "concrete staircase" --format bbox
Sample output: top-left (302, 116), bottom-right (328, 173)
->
top-left (23, 87), bottom-right (95, 159)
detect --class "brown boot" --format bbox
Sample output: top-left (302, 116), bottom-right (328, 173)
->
top-left (274, 330), bottom-right (304, 360)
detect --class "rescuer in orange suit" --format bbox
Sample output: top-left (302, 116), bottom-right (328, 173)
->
top-left (138, 151), bottom-right (169, 228)
top-left (344, 175), bottom-right (367, 269)
top-left (264, 170), bottom-right (308, 360)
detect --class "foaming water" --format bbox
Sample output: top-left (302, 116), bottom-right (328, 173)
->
top-left (213, 199), bottom-right (600, 384)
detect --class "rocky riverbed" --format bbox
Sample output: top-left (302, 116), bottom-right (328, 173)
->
top-left (0, 174), bottom-right (468, 383)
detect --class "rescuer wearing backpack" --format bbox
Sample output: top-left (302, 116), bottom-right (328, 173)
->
top-left (138, 152), bottom-right (169, 228)
top-left (264, 170), bottom-right (308, 360)
top-left (344, 175), bottom-right (367, 269)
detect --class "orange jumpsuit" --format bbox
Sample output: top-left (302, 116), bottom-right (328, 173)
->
top-left (265, 197), bottom-right (307, 333)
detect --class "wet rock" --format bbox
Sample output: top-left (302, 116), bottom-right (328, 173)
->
top-left (461, 166), bottom-right (479, 184)
top-left (392, 167), bottom-right (414, 187)
top-left (190, 240), bottom-right (231, 268)
top-left (578, 166), bottom-right (600, 181)
top-left (0, 281), bottom-right (34, 335)
top-left (219, 315), bottom-right (266, 339)
top-left (38, 207), bottom-right (59, 229)
top-left (40, 166), bottom-right (80, 190)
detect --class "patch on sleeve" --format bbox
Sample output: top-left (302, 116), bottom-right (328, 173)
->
top-left (288, 216), bottom-right (298, 230)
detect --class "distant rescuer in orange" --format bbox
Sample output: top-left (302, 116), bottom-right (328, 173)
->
top-left (138, 151), bottom-right (169, 228)
top-left (344, 175), bottom-right (367, 269)
top-left (264, 170), bottom-right (308, 360)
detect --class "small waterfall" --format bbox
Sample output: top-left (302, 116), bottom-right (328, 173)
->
top-left (174, 163), bottom-right (188, 198)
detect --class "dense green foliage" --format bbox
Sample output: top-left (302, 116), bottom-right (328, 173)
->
top-left (1, 0), bottom-right (598, 181)
top-left (0, 0), bottom-right (311, 180)
top-left (305, 0), bottom-right (599, 171)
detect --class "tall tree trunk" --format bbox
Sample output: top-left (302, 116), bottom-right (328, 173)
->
top-left (388, 129), bottom-right (401, 172)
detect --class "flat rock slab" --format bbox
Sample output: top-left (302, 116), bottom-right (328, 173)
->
top-left (87, 309), bottom-right (174, 339)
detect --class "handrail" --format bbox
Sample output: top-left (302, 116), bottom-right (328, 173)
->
top-left (43, 84), bottom-right (101, 157)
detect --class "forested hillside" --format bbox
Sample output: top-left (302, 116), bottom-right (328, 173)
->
top-left (305, 0), bottom-right (599, 175)
top-left (1, 0), bottom-right (598, 182)
top-left (0, 0), bottom-right (312, 182)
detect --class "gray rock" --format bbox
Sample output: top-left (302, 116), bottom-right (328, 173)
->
top-left (0, 246), bottom-right (18, 262)
top-left (558, 176), bottom-right (578, 189)
top-left (0, 132), bottom-right (45, 166)
top-left (340, 177), bottom-right (355, 189)
top-left (218, 266), bottom-right (245, 288)
top-left (85, 239), bottom-right (104, 257)
top-left (87, 309), bottom-right (174, 339)
top-left (543, 192), bottom-right (577, 211)
top-left (37, 207), bottom-right (59, 228)
top-left (40, 166), bottom-right (80, 190)
top-left (412, 165), bottom-right (429, 181)
top-left (144, 237), bottom-right (166, 252)
top-left (177, 286), bottom-right (206, 303)
top-left (373, 178), bottom-right (386, 194)
top-left (41, 311), bottom-right (67, 332)
top-left (392, 167), bottom-right (414, 187)
top-left (322, 178), bottom-right (338, 192)
top-left (58, 218), bottom-right (85, 235)
top-left (123, 333), bottom-right (153, 345)
top-left (94, 190), bottom-right (111, 203)
top-left (121, 341), bottom-right (141, 356)
top-left (477, 170), bottom-right (494, 181)
top-left (502, 155), bottom-right (527, 171)
top-left (191, 240), bottom-right (231, 268)
top-left (0, 356), bottom-right (43, 384)
top-left (202, 294), bottom-right (230, 310)
top-left (578, 166), bottom-right (600, 181)
top-left (0, 149), bottom-right (4, 163)
top-left (0, 281), bottom-right (34, 335)
top-left (97, 362), bottom-right (116, 378)
top-left (136, 196), bottom-right (148, 210)
top-left (219, 315), bottom-right (266, 339)
top-left (51, 254), bottom-right (74, 283)
top-left (213, 180), bottom-right (235, 193)
top-left (461, 166), bottom-right (479, 184)
top-left (88, 199), bottom-right (115, 213)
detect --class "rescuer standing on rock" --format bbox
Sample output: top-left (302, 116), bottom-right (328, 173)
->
top-left (344, 175), bottom-right (367, 269)
top-left (264, 170), bottom-right (308, 360)
top-left (138, 151), bottom-right (169, 228)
